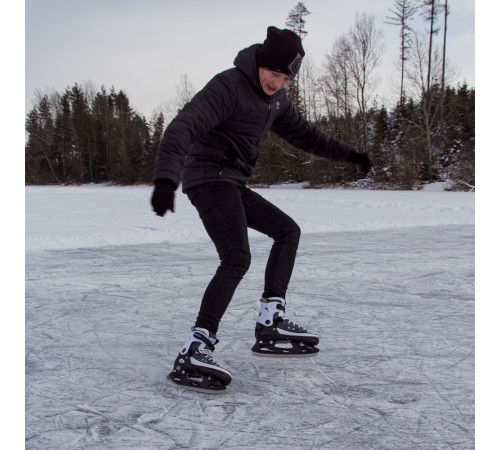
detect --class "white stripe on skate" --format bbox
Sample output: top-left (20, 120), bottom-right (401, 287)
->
top-left (190, 358), bottom-right (232, 377)
top-left (276, 329), bottom-right (318, 338)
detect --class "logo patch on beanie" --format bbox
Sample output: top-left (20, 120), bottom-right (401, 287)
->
top-left (287, 53), bottom-right (303, 78)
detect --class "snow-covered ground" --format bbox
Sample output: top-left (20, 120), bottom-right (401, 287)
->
top-left (25, 184), bottom-right (475, 449)
top-left (25, 183), bottom-right (474, 253)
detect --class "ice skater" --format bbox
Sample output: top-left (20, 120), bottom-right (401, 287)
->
top-left (151, 26), bottom-right (372, 393)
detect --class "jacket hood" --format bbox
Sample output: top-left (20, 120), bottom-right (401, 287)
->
top-left (234, 44), bottom-right (281, 100)
top-left (233, 44), bottom-right (260, 87)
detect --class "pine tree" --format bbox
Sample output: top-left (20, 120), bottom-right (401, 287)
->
top-left (91, 87), bottom-right (112, 182)
top-left (284, 2), bottom-right (310, 112)
top-left (69, 84), bottom-right (93, 182)
top-left (281, 2), bottom-right (311, 183)
top-left (285, 2), bottom-right (310, 39)
top-left (368, 105), bottom-right (389, 178)
top-left (151, 112), bottom-right (165, 154)
top-left (130, 116), bottom-right (153, 183)
top-left (447, 83), bottom-right (474, 189)
top-left (53, 91), bottom-right (74, 183)
top-left (148, 112), bottom-right (165, 182)
top-left (25, 108), bottom-right (42, 184)
top-left (109, 89), bottom-right (134, 182)
top-left (25, 96), bottom-right (61, 184)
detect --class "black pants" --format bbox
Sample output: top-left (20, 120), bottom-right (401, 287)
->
top-left (186, 182), bottom-right (301, 334)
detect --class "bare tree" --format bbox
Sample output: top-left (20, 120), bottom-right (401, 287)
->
top-left (440, 0), bottom-right (449, 91)
top-left (152, 74), bottom-right (196, 125)
top-left (385, 0), bottom-right (419, 103)
top-left (439, 0), bottom-right (450, 152)
top-left (298, 56), bottom-right (322, 122)
top-left (345, 13), bottom-right (384, 151)
top-left (322, 35), bottom-right (354, 124)
top-left (420, 0), bottom-right (443, 93)
top-left (175, 73), bottom-right (196, 111)
top-left (82, 79), bottom-right (98, 108)
top-left (405, 31), bottom-right (443, 178)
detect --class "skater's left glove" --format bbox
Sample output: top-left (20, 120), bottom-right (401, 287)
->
top-left (347, 151), bottom-right (373, 176)
top-left (151, 179), bottom-right (176, 216)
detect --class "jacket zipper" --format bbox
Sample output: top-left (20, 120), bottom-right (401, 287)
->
top-left (258, 103), bottom-right (272, 143)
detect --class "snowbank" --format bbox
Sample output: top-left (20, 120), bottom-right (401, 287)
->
top-left (25, 184), bottom-right (475, 253)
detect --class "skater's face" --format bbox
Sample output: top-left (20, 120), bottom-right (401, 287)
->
top-left (259, 68), bottom-right (291, 96)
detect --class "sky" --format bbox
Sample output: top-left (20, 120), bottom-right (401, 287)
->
top-left (25, 0), bottom-right (476, 119)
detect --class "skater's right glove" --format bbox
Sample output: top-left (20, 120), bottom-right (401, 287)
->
top-left (151, 179), bottom-right (176, 216)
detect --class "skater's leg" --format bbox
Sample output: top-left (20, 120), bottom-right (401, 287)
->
top-left (186, 183), bottom-right (251, 334)
top-left (240, 187), bottom-right (319, 356)
top-left (241, 187), bottom-right (300, 299)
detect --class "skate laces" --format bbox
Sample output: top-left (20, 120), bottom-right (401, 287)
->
top-left (263, 298), bottom-right (304, 330)
top-left (271, 299), bottom-right (306, 332)
top-left (199, 347), bottom-right (214, 358)
top-left (197, 345), bottom-right (224, 368)
top-left (280, 317), bottom-right (307, 333)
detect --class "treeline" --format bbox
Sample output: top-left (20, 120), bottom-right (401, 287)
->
top-left (25, 80), bottom-right (474, 190)
top-left (25, 84), bottom-right (165, 185)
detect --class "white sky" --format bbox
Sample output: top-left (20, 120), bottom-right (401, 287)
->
top-left (25, 0), bottom-right (475, 118)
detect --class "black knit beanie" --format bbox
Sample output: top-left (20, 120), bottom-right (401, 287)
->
top-left (256, 26), bottom-right (305, 79)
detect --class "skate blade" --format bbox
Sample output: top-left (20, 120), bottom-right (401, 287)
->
top-left (252, 339), bottom-right (319, 357)
top-left (169, 380), bottom-right (227, 394)
top-left (167, 373), bottom-right (227, 394)
top-left (252, 350), bottom-right (319, 358)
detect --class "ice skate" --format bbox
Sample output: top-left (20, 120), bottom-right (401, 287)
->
top-left (167, 328), bottom-right (232, 393)
top-left (252, 297), bottom-right (319, 357)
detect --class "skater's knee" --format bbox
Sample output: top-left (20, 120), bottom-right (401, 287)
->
top-left (220, 247), bottom-right (251, 276)
top-left (290, 221), bottom-right (301, 241)
top-left (278, 220), bottom-right (301, 245)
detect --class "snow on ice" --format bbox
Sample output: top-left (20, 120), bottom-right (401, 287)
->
top-left (25, 184), bottom-right (474, 253)
top-left (25, 184), bottom-right (475, 449)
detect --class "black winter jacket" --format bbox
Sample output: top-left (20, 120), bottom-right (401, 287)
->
top-left (153, 44), bottom-right (355, 192)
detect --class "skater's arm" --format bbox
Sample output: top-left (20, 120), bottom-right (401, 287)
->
top-left (154, 74), bottom-right (238, 187)
top-left (271, 99), bottom-right (354, 163)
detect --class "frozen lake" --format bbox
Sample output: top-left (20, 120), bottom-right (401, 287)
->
top-left (25, 185), bottom-right (474, 448)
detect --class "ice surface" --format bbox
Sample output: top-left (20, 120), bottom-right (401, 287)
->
top-left (25, 185), bottom-right (474, 449)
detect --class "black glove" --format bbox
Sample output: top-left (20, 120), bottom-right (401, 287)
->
top-left (151, 179), bottom-right (176, 216)
top-left (347, 151), bottom-right (373, 176)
